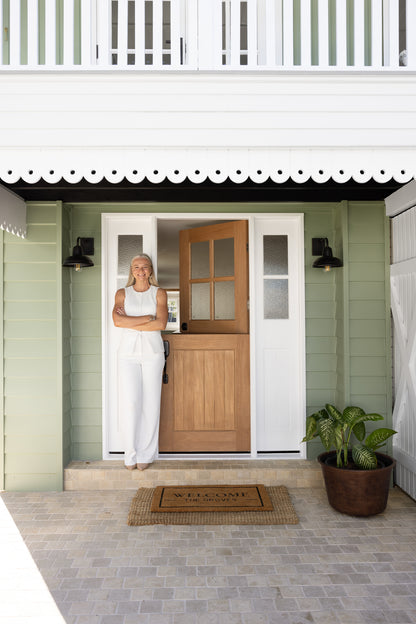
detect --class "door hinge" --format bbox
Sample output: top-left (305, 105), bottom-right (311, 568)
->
top-left (246, 243), bottom-right (249, 252)
top-left (247, 299), bottom-right (250, 310)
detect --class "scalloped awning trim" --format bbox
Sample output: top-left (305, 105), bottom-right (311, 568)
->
top-left (0, 149), bottom-right (415, 187)
top-left (0, 185), bottom-right (26, 238)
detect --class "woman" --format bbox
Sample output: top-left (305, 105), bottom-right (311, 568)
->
top-left (113, 254), bottom-right (168, 471)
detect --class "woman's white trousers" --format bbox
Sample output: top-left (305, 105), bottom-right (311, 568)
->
top-left (118, 353), bottom-right (165, 466)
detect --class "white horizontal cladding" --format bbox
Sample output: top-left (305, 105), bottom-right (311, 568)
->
top-left (0, 72), bottom-right (415, 185)
top-left (0, 185), bottom-right (26, 237)
top-left (0, 148), bottom-right (414, 187)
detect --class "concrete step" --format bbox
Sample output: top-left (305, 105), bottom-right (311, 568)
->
top-left (64, 458), bottom-right (324, 491)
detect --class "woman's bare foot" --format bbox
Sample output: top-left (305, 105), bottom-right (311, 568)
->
top-left (136, 463), bottom-right (150, 471)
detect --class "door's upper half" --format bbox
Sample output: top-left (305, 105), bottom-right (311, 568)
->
top-left (179, 220), bottom-right (249, 334)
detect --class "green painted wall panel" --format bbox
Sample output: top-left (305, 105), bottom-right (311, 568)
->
top-left (71, 320), bottom-right (101, 337)
top-left (306, 337), bottom-right (336, 354)
top-left (4, 301), bottom-right (57, 320)
top-left (5, 358), bottom-right (57, 377)
top-left (350, 337), bottom-right (386, 357)
top-left (349, 282), bottom-right (385, 300)
top-left (306, 301), bottom-right (336, 319)
top-left (3, 201), bottom-right (64, 491)
top-left (350, 319), bottom-right (386, 338)
top-left (5, 376), bottom-right (57, 397)
top-left (5, 474), bottom-right (61, 492)
top-left (4, 339), bottom-right (56, 358)
top-left (5, 244), bottom-right (57, 263)
top-left (349, 300), bottom-right (387, 320)
top-left (349, 243), bottom-right (385, 262)
top-left (4, 263), bottom-right (57, 281)
top-left (71, 373), bottom-right (102, 391)
top-left (306, 319), bottom-right (337, 337)
top-left (72, 408), bottom-right (102, 426)
top-left (71, 390), bottom-right (102, 409)
top-left (350, 356), bottom-right (388, 376)
top-left (4, 281), bottom-right (57, 300)
top-left (349, 262), bottom-right (385, 282)
top-left (306, 354), bottom-right (337, 372)
top-left (5, 435), bottom-right (58, 456)
top-left (4, 320), bottom-right (57, 340)
top-left (5, 414), bottom-right (58, 436)
top-left (71, 426), bottom-right (102, 444)
top-left (350, 376), bottom-right (388, 395)
top-left (5, 395), bottom-right (58, 417)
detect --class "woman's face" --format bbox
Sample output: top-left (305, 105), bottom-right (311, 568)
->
top-left (131, 257), bottom-right (152, 283)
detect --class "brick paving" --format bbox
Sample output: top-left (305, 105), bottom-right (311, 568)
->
top-left (1, 486), bottom-right (416, 624)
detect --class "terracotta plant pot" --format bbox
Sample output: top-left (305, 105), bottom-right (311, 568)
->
top-left (318, 451), bottom-right (396, 517)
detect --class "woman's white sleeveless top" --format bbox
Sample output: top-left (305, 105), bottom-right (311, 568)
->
top-left (118, 285), bottom-right (164, 357)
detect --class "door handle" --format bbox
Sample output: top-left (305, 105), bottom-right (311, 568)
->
top-left (181, 322), bottom-right (188, 331)
top-left (163, 340), bottom-right (170, 384)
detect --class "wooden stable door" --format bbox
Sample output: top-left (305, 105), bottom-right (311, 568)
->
top-left (159, 220), bottom-right (250, 453)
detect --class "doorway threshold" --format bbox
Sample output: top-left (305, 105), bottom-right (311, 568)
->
top-left (64, 457), bottom-right (322, 491)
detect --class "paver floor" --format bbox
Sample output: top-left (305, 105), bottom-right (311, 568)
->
top-left (1, 486), bottom-right (416, 624)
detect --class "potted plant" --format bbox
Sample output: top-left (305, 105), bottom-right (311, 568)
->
top-left (302, 404), bottom-right (397, 517)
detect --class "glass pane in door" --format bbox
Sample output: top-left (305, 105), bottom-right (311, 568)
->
top-left (215, 282), bottom-right (235, 319)
top-left (191, 283), bottom-right (210, 319)
top-left (117, 235), bottom-right (143, 289)
top-left (191, 240), bottom-right (210, 278)
top-left (214, 238), bottom-right (234, 277)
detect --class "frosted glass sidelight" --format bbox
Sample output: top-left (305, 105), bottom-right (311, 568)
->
top-left (264, 235), bottom-right (288, 275)
top-left (191, 240), bottom-right (210, 278)
top-left (214, 237), bottom-right (234, 277)
top-left (191, 283), bottom-right (210, 319)
top-left (264, 279), bottom-right (288, 319)
top-left (118, 235), bottom-right (143, 288)
top-left (215, 282), bottom-right (235, 319)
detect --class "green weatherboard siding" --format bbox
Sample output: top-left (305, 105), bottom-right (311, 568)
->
top-left (2, 202), bottom-right (63, 491)
top-left (0, 200), bottom-right (391, 490)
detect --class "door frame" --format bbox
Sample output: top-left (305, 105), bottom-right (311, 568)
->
top-left (101, 211), bottom-right (306, 460)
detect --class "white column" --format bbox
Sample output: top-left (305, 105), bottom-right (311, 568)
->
top-left (170, 0), bottom-right (181, 67)
top-left (282, 0), bottom-right (293, 67)
top-left (371, 0), bottom-right (383, 68)
top-left (198, 0), bottom-right (221, 69)
top-left (317, 0), bottom-right (329, 66)
top-left (230, 0), bottom-right (241, 67)
top-left (186, 0), bottom-right (199, 67)
top-left (353, 0), bottom-right (365, 67)
top-left (80, 0), bottom-right (94, 66)
top-left (27, 0), bottom-right (39, 66)
top-left (97, 0), bottom-right (112, 65)
top-left (335, 0), bottom-right (347, 67)
top-left (117, 0), bottom-right (129, 66)
top-left (246, 0), bottom-right (258, 67)
top-left (134, 0), bottom-right (145, 67)
top-left (300, 0), bottom-right (311, 67)
top-left (384, 0), bottom-right (399, 67)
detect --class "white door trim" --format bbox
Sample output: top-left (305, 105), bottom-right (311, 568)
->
top-left (101, 212), bottom-right (306, 460)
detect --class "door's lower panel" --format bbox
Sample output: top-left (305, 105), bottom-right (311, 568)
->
top-left (159, 334), bottom-right (250, 452)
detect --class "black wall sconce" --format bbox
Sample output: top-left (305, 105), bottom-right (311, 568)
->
top-left (312, 238), bottom-right (343, 272)
top-left (63, 237), bottom-right (94, 272)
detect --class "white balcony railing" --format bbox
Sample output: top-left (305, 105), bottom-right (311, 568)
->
top-left (0, 0), bottom-right (414, 71)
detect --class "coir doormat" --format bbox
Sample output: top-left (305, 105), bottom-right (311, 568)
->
top-left (127, 485), bottom-right (298, 526)
top-left (151, 484), bottom-right (273, 513)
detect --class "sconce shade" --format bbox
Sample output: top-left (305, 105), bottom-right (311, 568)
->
top-left (63, 237), bottom-right (94, 270)
top-left (313, 238), bottom-right (343, 271)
